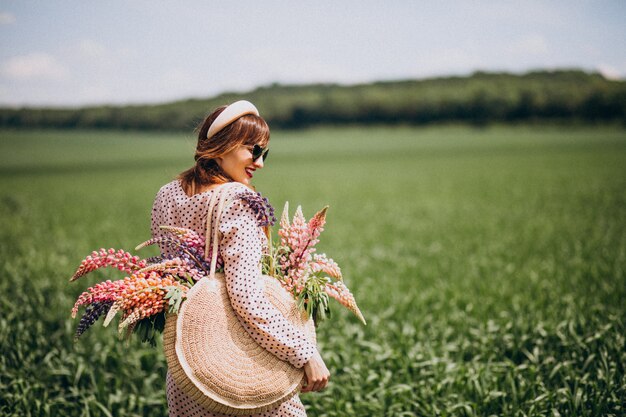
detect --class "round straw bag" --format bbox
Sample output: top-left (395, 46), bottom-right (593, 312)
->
top-left (163, 183), bottom-right (316, 415)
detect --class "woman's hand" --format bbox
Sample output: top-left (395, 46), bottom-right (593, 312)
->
top-left (301, 350), bottom-right (330, 393)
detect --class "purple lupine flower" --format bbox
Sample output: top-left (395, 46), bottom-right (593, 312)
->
top-left (236, 191), bottom-right (276, 227)
top-left (135, 235), bottom-right (220, 275)
top-left (75, 300), bottom-right (113, 339)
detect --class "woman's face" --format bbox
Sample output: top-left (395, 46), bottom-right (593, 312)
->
top-left (217, 144), bottom-right (265, 186)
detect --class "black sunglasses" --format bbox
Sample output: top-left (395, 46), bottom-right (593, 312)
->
top-left (251, 144), bottom-right (270, 162)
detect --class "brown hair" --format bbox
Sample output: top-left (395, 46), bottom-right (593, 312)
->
top-left (178, 105), bottom-right (270, 196)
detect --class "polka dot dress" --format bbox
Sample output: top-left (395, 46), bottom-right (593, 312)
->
top-left (151, 180), bottom-right (316, 417)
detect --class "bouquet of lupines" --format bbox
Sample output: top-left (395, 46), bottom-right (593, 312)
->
top-left (70, 226), bottom-right (211, 346)
top-left (71, 196), bottom-right (364, 346)
top-left (262, 202), bottom-right (366, 325)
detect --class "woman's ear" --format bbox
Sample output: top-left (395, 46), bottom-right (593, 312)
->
top-left (214, 157), bottom-right (223, 167)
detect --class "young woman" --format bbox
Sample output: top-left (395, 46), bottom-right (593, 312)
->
top-left (150, 101), bottom-right (330, 417)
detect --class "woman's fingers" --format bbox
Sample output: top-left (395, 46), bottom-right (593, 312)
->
top-left (314, 380), bottom-right (324, 392)
top-left (321, 374), bottom-right (330, 389)
top-left (303, 374), bottom-right (329, 392)
top-left (301, 376), bottom-right (312, 392)
top-left (315, 374), bottom-right (328, 391)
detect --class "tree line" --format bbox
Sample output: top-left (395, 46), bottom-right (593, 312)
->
top-left (1, 70), bottom-right (624, 131)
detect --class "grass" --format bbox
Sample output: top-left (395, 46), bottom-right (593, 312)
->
top-left (1, 125), bottom-right (625, 416)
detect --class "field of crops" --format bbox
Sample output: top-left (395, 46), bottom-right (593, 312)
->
top-left (1, 125), bottom-right (625, 416)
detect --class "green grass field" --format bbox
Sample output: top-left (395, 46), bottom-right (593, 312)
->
top-left (1, 125), bottom-right (625, 416)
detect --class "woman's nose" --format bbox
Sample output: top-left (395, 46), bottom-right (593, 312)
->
top-left (253, 156), bottom-right (264, 168)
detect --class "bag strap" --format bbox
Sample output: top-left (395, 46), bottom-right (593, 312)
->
top-left (204, 190), bottom-right (220, 260)
top-left (204, 182), bottom-right (240, 279)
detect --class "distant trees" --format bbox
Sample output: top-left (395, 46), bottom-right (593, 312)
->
top-left (1, 70), bottom-right (624, 130)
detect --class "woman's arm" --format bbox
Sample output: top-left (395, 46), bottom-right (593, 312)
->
top-left (219, 198), bottom-right (317, 368)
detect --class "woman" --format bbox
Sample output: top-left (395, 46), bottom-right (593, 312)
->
top-left (151, 101), bottom-right (330, 417)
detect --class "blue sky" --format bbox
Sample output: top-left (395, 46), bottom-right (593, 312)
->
top-left (0, 0), bottom-right (625, 107)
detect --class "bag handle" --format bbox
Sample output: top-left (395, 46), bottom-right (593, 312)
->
top-left (204, 189), bottom-right (220, 260)
top-left (204, 182), bottom-right (240, 279)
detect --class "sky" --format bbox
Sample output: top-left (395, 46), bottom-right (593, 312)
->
top-left (0, 0), bottom-right (625, 107)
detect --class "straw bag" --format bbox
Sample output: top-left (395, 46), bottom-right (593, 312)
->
top-left (163, 183), bottom-right (316, 415)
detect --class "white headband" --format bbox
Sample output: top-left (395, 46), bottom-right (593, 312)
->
top-left (206, 100), bottom-right (260, 139)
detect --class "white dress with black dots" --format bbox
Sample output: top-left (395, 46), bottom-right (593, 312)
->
top-left (151, 180), bottom-right (316, 417)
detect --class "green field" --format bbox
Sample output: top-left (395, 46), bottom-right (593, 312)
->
top-left (1, 125), bottom-right (625, 416)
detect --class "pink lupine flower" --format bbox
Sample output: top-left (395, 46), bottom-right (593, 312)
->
top-left (311, 254), bottom-right (342, 280)
top-left (307, 206), bottom-right (328, 248)
top-left (279, 205), bottom-right (317, 288)
top-left (107, 272), bottom-right (187, 331)
top-left (280, 205), bottom-right (309, 258)
top-left (137, 257), bottom-right (204, 282)
top-left (135, 236), bottom-right (175, 251)
top-left (71, 279), bottom-right (128, 318)
top-left (325, 281), bottom-right (366, 325)
top-left (269, 201), bottom-right (365, 325)
top-left (70, 248), bottom-right (146, 282)
top-left (73, 264), bottom-right (187, 325)
top-left (119, 300), bottom-right (165, 331)
top-left (71, 226), bottom-right (204, 342)
top-left (279, 201), bottom-right (291, 231)
top-left (158, 226), bottom-right (204, 250)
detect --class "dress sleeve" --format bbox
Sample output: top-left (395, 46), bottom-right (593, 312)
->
top-left (219, 197), bottom-right (316, 368)
top-left (150, 188), bottom-right (163, 240)
top-left (150, 186), bottom-right (171, 256)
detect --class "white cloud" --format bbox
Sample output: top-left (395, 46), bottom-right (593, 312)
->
top-left (0, 12), bottom-right (15, 25)
top-left (597, 63), bottom-right (625, 80)
top-left (41, 40), bottom-right (139, 104)
top-left (1, 53), bottom-right (70, 81)
top-left (57, 39), bottom-right (134, 71)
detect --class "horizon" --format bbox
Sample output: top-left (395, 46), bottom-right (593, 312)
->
top-left (0, 67), bottom-right (615, 110)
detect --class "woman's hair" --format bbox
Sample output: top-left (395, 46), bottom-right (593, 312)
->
top-left (178, 105), bottom-right (270, 196)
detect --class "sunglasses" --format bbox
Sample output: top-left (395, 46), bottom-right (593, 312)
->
top-left (250, 144), bottom-right (270, 162)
